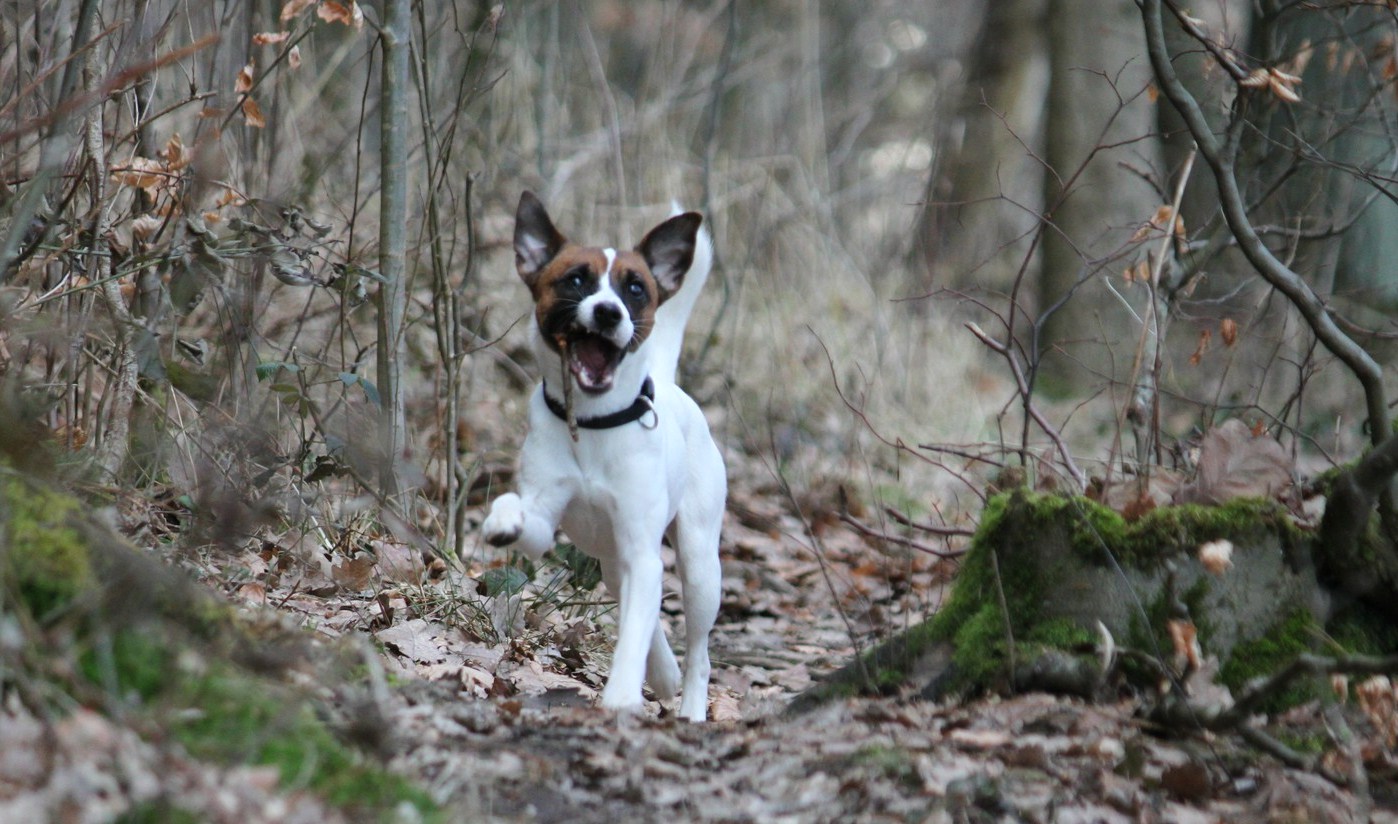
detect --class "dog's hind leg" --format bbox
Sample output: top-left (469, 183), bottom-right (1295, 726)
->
top-left (646, 625), bottom-right (681, 701)
top-left (674, 515), bottom-right (722, 722)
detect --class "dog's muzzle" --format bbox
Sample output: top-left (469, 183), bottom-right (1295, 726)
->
top-left (566, 331), bottom-right (624, 393)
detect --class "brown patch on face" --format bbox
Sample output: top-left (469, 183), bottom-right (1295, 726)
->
top-left (608, 249), bottom-right (660, 351)
top-left (531, 246), bottom-right (607, 349)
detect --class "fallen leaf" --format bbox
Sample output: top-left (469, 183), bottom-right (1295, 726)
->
top-left (949, 728), bottom-right (1012, 749)
top-left (1197, 540), bottom-right (1233, 575)
top-left (1093, 469), bottom-right (1184, 516)
top-left (375, 618), bottom-right (448, 664)
top-left (331, 553), bottom-right (374, 591)
top-left (1188, 328), bottom-right (1211, 366)
top-left (1220, 317), bottom-right (1238, 347)
top-left (1175, 419), bottom-right (1292, 505)
top-left (372, 540), bottom-right (425, 584)
top-left (709, 688), bottom-right (744, 722)
top-left (1168, 618), bottom-right (1201, 671)
top-left (235, 582), bottom-right (266, 603)
top-left (1161, 761), bottom-right (1212, 801)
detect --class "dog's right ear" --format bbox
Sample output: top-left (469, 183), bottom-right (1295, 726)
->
top-left (514, 191), bottom-right (567, 288)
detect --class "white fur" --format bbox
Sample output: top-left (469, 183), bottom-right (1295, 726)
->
top-left (482, 210), bottom-right (724, 722)
top-left (648, 207), bottom-right (713, 386)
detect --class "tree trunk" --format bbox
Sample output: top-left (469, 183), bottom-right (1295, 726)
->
top-left (376, 0), bottom-right (412, 499)
top-left (1037, 0), bottom-right (1163, 393)
top-left (916, 0), bottom-right (1048, 295)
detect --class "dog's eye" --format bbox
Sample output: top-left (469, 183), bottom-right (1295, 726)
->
top-left (564, 270), bottom-right (587, 289)
top-left (625, 280), bottom-right (646, 299)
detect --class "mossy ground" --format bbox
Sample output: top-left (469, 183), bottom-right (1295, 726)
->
top-left (1218, 608), bottom-right (1322, 710)
top-left (3, 476), bottom-right (95, 617)
top-left (0, 472), bottom-right (437, 820)
top-left (796, 489), bottom-right (1390, 709)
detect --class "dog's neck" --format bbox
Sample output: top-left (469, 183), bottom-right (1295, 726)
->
top-left (534, 323), bottom-right (654, 421)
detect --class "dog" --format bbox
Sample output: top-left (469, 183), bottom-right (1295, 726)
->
top-left (481, 191), bottom-right (726, 722)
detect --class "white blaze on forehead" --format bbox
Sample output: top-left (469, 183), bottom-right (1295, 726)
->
top-left (579, 247), bottom-right (633, 347)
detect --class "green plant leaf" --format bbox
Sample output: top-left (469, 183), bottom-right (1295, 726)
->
top-left (480, 566), bottom-right (529, 597)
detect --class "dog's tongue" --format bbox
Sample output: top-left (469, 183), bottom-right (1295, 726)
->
top-left (569, 336), bottom-right (616, 392)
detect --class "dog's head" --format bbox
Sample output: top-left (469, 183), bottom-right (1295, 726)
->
top-left (513, 191), bottom-right (701, 395)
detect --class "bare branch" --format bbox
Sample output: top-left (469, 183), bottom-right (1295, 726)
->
top-left (965, 321), bottom-right (1087, 490)
top-left (1144, 0), bottom-right (1389, 445)
top-left (837, 511), bottom-right (968, 560)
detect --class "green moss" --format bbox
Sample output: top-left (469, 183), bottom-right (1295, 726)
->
top-left (172, 671), bottom-right (434, 815)
top-left (79, 630), bottom-right (173, 702)
top-left (1277, 730), bottom-right (1329, 756)
top-left (0, 475), bottom-right (438, 821)
top-left (1219, 609), bottom-right (1320, 710)
top-left (1027, 492), bottom-right (1299, 572)
top-left (795, 488), bottom-right (1316, 708)
top-left (852, 744), bottom-right (920, 786)
top-left (1025, 617), bottom-right (1095, 649)
top-left (2, 478), bottom-right (95, 617)
top-left (927, 491), bottom-right (1301, 696)
top-left (116, 801), bottom-right (202, 824)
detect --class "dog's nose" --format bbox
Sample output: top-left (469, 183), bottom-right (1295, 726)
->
top-left (593, 302), bottom-right (623, 329)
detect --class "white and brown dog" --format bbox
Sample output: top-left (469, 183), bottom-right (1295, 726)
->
top-left (482, 192), bottom-right (725, 721)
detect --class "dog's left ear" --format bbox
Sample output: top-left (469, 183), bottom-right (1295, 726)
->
top-left (515, 191), bottom-right (567, 289)
top-left (636, 212), bottom-right (702, 301)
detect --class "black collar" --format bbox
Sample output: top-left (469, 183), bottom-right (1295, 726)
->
top-left (543, 377), bottom-right (656, 430)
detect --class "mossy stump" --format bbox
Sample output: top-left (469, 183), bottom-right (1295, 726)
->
top-left (792, 490), bottom-right (1337, 712)
top-left (0, 472), bottom-right (436, 819)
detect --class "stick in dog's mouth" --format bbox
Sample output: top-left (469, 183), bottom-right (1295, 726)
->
top-left (555, 335), bottom-right (580, 442)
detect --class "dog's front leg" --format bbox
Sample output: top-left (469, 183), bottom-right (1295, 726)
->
top-left (599, 547), bottom-right (663, 713)
top-left (481, 485), bottom-right (569, 560)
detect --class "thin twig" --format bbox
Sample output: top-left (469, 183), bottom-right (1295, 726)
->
top-left (882, 505), bottom-right (975, 537)
top-left (989, 546), bottom-right (1016, 687)
top-left (836, 511), bottom-right (967, 559)
top-left (965, 321), bottom-right (1087, 489)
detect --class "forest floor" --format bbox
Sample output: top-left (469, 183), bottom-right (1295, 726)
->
top-left (4, 441), bottom-right (1398, 822)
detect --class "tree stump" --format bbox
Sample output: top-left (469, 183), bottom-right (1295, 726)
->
top-left (791, 489), bottom-right (1389, 712)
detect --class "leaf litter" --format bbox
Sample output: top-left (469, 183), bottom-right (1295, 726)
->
top-left (6, 431), bottom-right (1394, 820)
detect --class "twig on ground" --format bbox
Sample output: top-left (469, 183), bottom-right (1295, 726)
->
top-left (881, 506), bottom-right (975, 537)
top-left (1216, 652), bottom-right (1398, 729)
top-left (836, 511), bottom-right (967, 559)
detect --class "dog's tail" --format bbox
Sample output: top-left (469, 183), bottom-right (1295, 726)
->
top-left (649, 202), bottom-right (713, 386)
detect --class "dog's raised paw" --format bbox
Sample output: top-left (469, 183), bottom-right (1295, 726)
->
top-left (481, 494), bottom-right (525, 547)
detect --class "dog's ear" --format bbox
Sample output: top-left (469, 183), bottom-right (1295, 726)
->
top-left (636, 212), bottom-right (701, 301)
top-left (514, 191), bottom-right (567, 287)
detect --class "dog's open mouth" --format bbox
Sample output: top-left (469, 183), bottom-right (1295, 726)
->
top-left (565, 332), bottom-right (625, 394)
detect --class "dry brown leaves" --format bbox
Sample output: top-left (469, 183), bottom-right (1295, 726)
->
top-left (1093, 419), bottom-right (1296, 518)
top-left (1176, 418), bottom-right (1293, 505)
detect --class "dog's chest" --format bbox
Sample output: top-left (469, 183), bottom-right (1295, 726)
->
top-left (554, 428), bottom-right (685, 533)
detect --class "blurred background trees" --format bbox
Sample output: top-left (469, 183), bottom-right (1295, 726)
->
top-left (3, 0), bottom-right (1397, 546)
